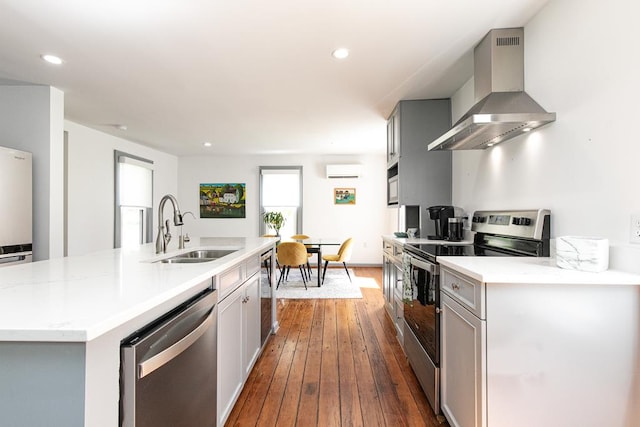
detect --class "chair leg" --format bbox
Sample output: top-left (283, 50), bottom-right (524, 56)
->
top-left (343, 262), bottom-right (352, 283)
top-left (299, 266), bottom-right (307, 290)
top-left (276, 268), bottom-right (283, 289)
top-left (322, 260), bottom-right (329, 284)
top-left (263, 259), bottom-right (272, 287)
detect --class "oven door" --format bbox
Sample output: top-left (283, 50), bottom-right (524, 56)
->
top-left (403, 255), bottom-right (440, 366)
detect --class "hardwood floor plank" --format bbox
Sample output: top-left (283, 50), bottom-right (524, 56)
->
top-left (291, 299), bottom-right (323, 425)
top-left (257, 301), bottom-right (311, 426)
top-left (336, 299), bottom-right (364, 427)
top-left (318, 301), bottom-right (341, 426)
top-left (360, 290), bottom-right (435, 427)
top-left (347, 298), bottom-right (388, 426)
top-left (354, 299), bottom-right (407, 426)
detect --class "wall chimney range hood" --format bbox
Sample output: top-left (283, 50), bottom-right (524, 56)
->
top-left (428, 28), bottom-right (556, 151)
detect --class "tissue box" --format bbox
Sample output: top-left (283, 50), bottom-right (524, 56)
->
top-left (556, 236), bottom-right (609, 272)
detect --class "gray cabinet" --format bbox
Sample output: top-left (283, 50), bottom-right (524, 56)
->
top-left (217, 255), bottom-right (262, 426)
top-left (382, 238), bottom-right (405, 344)
top-left (386, 99), bottom-right (452, 207)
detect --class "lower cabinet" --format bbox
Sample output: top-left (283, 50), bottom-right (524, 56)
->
top-left (440, 292), bottom-right (486, 427)
top-left (243, 275), bottom-right (261, 377)
top-left (382, 249), bottom-right (394, 318)
top-left (217, 271), bottom-right (261, 426)
top-left (382, 238), bottom-right (405, 344)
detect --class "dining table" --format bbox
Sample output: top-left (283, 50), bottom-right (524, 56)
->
top-left (295, 238), bottom-right (342, 287)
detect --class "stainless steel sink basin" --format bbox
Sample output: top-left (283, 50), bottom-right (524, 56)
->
top-left (158, 257), bottom-right (215, 264)
top-left (174, 249), bottom-right (237, 259)
top-left (155, 249), bottom-right (237, 264)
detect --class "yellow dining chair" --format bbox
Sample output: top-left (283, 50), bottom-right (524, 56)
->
top-left (291, 234), bottom-right (314, 278)
top-left (276, 241), bottom-right (309, 290)
top-left (321, 237), bottom-right (354, 284)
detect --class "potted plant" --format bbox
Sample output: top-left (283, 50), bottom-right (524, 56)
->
top-left (262, 211), bottom-right (285, 236)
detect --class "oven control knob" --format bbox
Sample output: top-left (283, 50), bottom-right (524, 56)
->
top-left (512, 217), bottom-right (532, 226)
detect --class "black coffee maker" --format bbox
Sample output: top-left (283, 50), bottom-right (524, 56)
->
top-left (427, 205), bottom-right (456, 240)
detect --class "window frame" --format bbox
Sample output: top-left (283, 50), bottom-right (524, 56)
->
top-left (259, 166), bottom-right (303, 236)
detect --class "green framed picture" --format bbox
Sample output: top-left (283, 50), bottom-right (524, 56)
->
top-left (334, 188), bottom-right (355, 205)
top-left (199, 183), bottom-right (246, 218)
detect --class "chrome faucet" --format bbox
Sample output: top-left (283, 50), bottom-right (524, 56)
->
top-left (179, 211), bottom-right (196, 249)
top-left (155, 194), bottom-right (183, 254)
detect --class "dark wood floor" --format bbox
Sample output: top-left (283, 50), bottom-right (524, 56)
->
top-left (225, 267), bottom-right (446, 426)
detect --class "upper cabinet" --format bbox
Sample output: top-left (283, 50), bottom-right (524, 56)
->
top-left (387, 110), bottom-right (401, 165)
top-left (386, 99), bottom-right (452, 207)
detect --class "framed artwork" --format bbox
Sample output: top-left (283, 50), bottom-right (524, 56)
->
top-left (199, 183), bottom-right (246, 218)
top-left (334, 187), bottom-right (356, 205)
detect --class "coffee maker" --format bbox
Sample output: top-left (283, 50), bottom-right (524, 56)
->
top-left (427, 205), bottom-right (456, 240)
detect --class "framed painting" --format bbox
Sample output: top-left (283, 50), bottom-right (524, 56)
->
top-left (199, 183), bottom-right (246, 218)
top-left (334, 188), bottom-right (355, 205)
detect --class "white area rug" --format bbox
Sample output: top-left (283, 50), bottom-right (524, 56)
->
top-left (264, 268), bottom-right (363, 299)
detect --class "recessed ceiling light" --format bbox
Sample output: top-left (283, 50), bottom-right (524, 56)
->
top-left (41, 54), bottom-right (64, 65)
top-left (522, 127), bottom-right (532, 132)
top-left (203, 142), bottom-right (212, 147)
top-left (331, 48), bottom-right (349, 59)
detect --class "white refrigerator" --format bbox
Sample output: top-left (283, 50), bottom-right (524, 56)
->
top-left (0, 145), bottom-right (32, 266)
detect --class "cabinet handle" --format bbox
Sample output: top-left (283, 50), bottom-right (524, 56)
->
top-left (452, 283), bottom-right (460, 291)
top-left (435, 307), bottom-right (442, 314)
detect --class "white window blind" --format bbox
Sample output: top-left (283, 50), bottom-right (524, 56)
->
top-left (261, 169), bottom-right (300, 206)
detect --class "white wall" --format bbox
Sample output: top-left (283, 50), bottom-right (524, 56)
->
top-left (0, 85), bottom-right (64, 261)
top-left (65, 121), bottom-right (178, 256)
top-left (451, 0), bottom-right (640, 272)
top-left (178, 153), bottom-right (391, 264)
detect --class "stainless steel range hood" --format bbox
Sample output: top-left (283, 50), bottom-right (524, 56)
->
top-left (428, 28), bottom-right (556, 151)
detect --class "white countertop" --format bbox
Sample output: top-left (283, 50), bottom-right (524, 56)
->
top-left (0, 237), bottom-right (276, 342)
top-left (438, 256), bottom-right (640, 285)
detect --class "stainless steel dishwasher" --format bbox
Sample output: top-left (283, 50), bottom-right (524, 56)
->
top-left (120, 286), bottom-right (217, 427)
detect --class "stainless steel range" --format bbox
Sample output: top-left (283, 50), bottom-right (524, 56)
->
top-left (401, 209), bottom-right (550, 415)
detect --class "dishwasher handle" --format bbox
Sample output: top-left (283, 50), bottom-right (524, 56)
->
top-left (138, 308), bottom-right (215, 379)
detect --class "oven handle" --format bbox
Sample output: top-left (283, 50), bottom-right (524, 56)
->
top-left (408, 255), bottom-right (437, 274)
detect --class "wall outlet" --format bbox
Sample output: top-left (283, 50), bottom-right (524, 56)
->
top-left (630, 214), bottom-right (640, 244)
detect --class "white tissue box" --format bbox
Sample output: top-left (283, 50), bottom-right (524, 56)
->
top-left (556, 236), bottom-right (609, 272)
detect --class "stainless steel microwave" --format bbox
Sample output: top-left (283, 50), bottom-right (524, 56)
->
top-left (387, 175), bottom-right (399, 205)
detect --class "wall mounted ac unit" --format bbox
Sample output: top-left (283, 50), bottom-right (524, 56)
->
top-left (326, 164), bottom-right (362, 179)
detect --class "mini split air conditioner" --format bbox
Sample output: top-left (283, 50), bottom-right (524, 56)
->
top-left (325, 164), bottom-right (362, 179)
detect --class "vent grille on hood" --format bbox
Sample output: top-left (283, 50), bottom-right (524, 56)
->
top-left (428, 28), bottom-right (555, 151)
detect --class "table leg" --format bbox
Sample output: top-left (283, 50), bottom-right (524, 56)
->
top-left (317, 247), bottom-right (322, 287)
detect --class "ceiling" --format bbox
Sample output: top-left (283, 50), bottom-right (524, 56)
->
top-left (0, 0), bottom-right (550, 157)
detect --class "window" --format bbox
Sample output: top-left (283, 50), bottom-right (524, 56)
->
top-left (114, 151), bottom-right (153, 248)
top-left (259, 166), bottom-right (302, 237)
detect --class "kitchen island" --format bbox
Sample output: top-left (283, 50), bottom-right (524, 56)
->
top-left (437, 256), bottom-right (640, 427)
top-left (0, 237), bottom-right (277, 426)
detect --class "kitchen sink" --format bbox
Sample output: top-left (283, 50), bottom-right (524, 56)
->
top-left (158, 257), bottom-right (214, 264)
top-left (174, 249), bottom-right (237, 259)
top-left (155, 249), bottom-right (237, 264)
